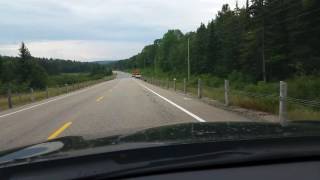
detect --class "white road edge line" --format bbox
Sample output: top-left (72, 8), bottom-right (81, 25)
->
top-left (135, 80), bottom-right (206, 123)
top-left (0, 81), bottom-right (111, 119)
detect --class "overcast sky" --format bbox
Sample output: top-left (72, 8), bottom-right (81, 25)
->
top-left (0, 0), bottom-right (245, 61)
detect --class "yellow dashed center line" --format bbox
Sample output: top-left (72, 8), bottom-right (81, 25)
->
top-left (96, 96), bottom-right (104, 102)
top-left (48, 122), bottom-right (72, 140)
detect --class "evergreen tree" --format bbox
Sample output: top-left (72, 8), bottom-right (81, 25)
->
top-left (113, 1), bottom-right (320, 82)
top-left (18, 42), bottom-right (33, 83)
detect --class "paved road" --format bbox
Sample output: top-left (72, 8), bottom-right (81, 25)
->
top-left (0, 72), bottom-right (251, 151)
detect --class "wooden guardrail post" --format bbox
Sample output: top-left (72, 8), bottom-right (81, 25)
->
top-left (56, 85), bottom-right (60, 95)
top-left (173, 78), bottom-right (176, 91)
top-left (198, 79), bottom-right (202, 98)
top-left (46, 86), bottom-right (49, 99)
top-left (65, 84), bottom-right (68, 93)
top-left (224, 80), bottom-right (229, 106)
top-left (183, 78), bottom-right (187, 94)
top-left (279, 81), bottom-right (288, 126)
top-left (7, 89), bottom-right (12, 109)
top-left (18, 92), bottom-right (22, 102)
top-left (30, 88), bottom-right (34, 102)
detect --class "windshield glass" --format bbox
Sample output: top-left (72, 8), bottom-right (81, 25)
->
top-left (0, 0), bottom-right (319, 155)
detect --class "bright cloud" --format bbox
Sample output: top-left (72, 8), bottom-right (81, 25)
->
top-left (0, 40), bottom-right (146, 61)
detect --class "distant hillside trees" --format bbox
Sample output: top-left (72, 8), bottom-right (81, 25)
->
top-left (0, 42), bottom-right (112, 91)
top-left (112, 0), bottom-right (320, 82)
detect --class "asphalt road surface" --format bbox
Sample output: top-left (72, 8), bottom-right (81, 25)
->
top-left (0, 71), bottom-right (252, 151)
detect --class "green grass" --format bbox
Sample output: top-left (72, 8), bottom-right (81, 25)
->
top-left (0, 74), bottom-right (116, 111)
top-left (144, 75), bottom-right (320, 121)
top-left (207, 88), bottom-right (320, 121)
top-left (230, 93), bottom-right (279, 113)
top-left (288, 109), bottom-right (320, 121)
top-left (287, 102), bottom-right (320, 121)
top-left (203, 86), bottom-right (225, 102)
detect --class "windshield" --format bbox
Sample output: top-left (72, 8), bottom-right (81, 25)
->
top-left (0, 0), bottom-right (319, 155)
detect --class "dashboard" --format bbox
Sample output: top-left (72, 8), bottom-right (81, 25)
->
top-left (130, 161), bottom-right (320, 180)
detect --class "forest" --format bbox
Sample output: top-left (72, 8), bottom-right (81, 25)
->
top-left (112, 0), bottom-right (320, 84)
top-left (0, 43), bottom-right (112, 93)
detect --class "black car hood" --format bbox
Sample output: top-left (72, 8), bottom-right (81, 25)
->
top-left (1, 121), bottom-right (320, 165)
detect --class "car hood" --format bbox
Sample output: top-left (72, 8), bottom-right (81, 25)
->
top-left (1, 121), bottom-right (320, 165)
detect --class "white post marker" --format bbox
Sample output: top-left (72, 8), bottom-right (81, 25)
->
top-left (7, 89), bottom-right (12, 109)
top-left (183, 78), bottom-right (187, 94)
top-left (198, 79), bottom-right (202, 99)
top-left (225, 80), bottom-right (229, 106)
top-left (30, 88), bottom-right (34, 102)
top-left (46, 86), bottom-right (49, 99)
top-left (279, 81), bottom-right (288, 126)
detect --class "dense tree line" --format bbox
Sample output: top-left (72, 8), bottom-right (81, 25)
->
top-left (113, 0), bottom-right (320, 82)
top-left (0, 43), bottom-right (111, 90)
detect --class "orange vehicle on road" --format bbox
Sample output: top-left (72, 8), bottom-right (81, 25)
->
top-left (132, 69), bottom-right (142, 78)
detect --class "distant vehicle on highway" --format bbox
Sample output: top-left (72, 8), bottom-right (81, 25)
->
top-left (132, 69), bottom-right (142, 78)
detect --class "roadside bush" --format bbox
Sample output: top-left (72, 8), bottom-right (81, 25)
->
top-left (0, 82), bottom-right (30, 94)
top-left (47, 74), bottom-right (91, 86)
top-left (287, 76), bottom-right (320, 100)
top-left (244, 81), bottom-right (278, 94)
top-left (227, 71), bottom-right (254, 89)
top-left (199, 74), bottom-right (224, 87)
top-left (29, 63), bottom-right (48, 89)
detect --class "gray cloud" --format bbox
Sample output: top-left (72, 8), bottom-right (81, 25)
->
top-left (0, 0), bottom-right (245, 61)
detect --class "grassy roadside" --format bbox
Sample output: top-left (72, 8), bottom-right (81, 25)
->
top-left (142, 75), bottom-right (320, 121)
top-left (0, 74), bottom-right (116, 111)
top-left (230, 93), bottom-right (320, 121)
